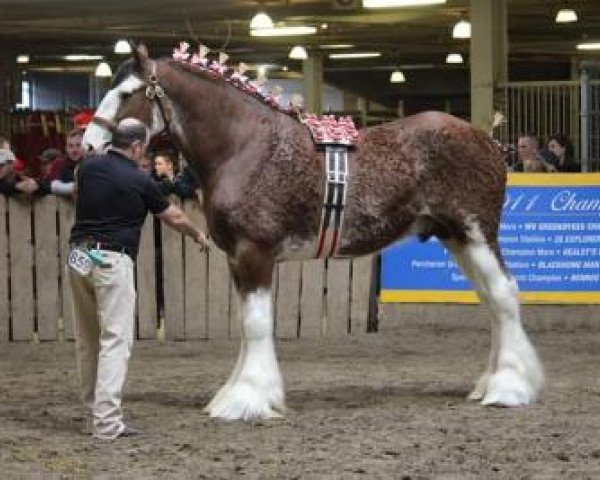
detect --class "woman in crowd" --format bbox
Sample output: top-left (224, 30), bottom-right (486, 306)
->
top-left (547, 134), bottom-right (579, 172)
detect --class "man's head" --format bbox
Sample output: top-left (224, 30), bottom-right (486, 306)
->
top-left (0, 136), bottom-right (10, 151)
top-left (0, 148), bottom-right (16, 179)
top-left (66, 129), bottom-right (84, 163)
top-left (112, 118), bottom-right (149, 163)
top-left (517, 134), bottom-right (539, 162)
top-left (153, 150), bottom-right (176, 178)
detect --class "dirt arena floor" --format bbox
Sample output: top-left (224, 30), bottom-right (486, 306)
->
top-left (1, 322), bottom-right (600, 479)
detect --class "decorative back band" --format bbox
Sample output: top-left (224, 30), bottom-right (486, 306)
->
top-left (316, 146), bottom-right (349, 258)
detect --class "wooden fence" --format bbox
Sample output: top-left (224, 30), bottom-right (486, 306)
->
top-left (0, 195), bottom-right (376, 343)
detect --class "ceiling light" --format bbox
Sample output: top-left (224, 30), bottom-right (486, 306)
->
top-left (555, 9), bottom-right (578, 23)
top-left (114, 39), bottom-right (132, 54)
top-left (16, 55), bottom-right (29, 64)
top-left (319, 44), bottom-right (355, 49)
top-left (321, 23), bottom-right (328, 29)
top-left (452, 20), bottom-right (471, 39)
top-left (64, 54), bottom-right (104, 62)
top-left (329, 52), bottom-right (381, 59)
top-left (94, 61), bottom-right (112, 78)
top-left (250, 25), bottom-right (317, 37)
top-left (445, 53), bottom-right (463, 63)
top-left (250, 11), bottom-right (274, 30)
top-left (577, 42), bottom-right (600, 50)
top-left (390, 70), bottom-right (406, 83)
top-left (289, 45), bottom-right (308, 60)
top-left (364, 0), bottom-right (446, 7)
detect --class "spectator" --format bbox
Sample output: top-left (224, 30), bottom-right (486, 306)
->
top-left (153, 151), bottom-right (198, 199)
top-left (38, 148), bottom-right (63, 181)
top-left (52, 129), bottom-right (85, 196)
top-left (0, 148), bottom-right (37, 196)
top-left (30, 148), bottom-right (65, 196)
top-left (139, 154), bottom-right (152, 173)
top-left (547, 134), bottom-right (579, 172)
top-left (515, 134), bottom-right (556, 172)
top-left (2, 136), bottom-right (32, 179)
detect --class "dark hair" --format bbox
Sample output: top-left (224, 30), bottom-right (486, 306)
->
top-left (548, 133), bottom-right (574, 161)
top-left (112, 118), bottom-right (148, 149)
top-left (67, 129), bottom-right (83, 139)
top-left (153, 149), bottom-right (179, 171)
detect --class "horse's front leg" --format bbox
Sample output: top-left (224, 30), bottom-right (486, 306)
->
top-left (205, 245), bottom-right (285, 421)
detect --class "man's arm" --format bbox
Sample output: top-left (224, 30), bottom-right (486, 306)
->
top-left (156, 204), bottom-right (209, 249)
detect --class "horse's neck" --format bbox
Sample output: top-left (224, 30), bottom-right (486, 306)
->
top-left (165, 66), bottom-right (279, 185)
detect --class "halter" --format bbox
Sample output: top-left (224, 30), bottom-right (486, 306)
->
top-left (145, 60), bottom-right (172, 137)
top-left (91, 60), bottom-right (172, 138)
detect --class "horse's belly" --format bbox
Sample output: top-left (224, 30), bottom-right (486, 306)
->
top-left (276, 235), bottom-right (319, 261)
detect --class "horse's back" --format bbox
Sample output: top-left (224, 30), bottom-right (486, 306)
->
top-left (340, 111), bottom-right (506, 255)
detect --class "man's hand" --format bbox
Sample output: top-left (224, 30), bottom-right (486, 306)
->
top-left (16, 178), bottom-right (39, 195)
top-left (157, 204), bottom-right (210, 251)
top-left (193, 228), bottom-right (210, 251)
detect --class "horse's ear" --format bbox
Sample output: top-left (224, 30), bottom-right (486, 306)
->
top-left (132, 43), bottom-right (150, 72)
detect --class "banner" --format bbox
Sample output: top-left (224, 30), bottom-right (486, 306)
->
top-left (380, 173), bottom-right (600, 304)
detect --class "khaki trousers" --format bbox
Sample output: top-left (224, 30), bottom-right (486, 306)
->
top-left (70, 251), bottom-right (135, 440)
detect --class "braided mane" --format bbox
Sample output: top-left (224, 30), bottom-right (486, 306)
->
top-left (168, 43), bottom-right (300, 118)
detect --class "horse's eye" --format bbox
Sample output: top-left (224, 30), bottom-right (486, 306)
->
top-left (121, 92), bottom-right (132, 101)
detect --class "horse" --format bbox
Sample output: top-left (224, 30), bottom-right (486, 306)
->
top-left (82, 44), bottom-right (544, 421)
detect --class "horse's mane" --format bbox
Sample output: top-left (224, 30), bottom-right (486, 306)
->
top-left (162, 56), bottom-right (299, 120)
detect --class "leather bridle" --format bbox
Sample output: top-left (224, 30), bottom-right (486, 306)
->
top-left (91, 60), bottom-right (172, 139)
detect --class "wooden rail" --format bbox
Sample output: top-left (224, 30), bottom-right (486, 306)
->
top-left (0, 195), bottom-right (376, 342)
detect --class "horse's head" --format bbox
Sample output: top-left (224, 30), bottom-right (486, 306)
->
top-left (83, 44), bottom-right (170, 153)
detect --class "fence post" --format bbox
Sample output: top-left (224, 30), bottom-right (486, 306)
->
top-left (0, 196), bottom-right (8, 341)
top-left (580, 67), bottom-right (590, 172)
top-left (34, 195), bottom-right (60, 341)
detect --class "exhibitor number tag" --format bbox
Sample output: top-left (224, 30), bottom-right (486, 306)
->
top-left (68, 248), bottom-right (93, 276)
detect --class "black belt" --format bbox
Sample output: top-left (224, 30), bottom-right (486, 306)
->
top-left (72, 240), bottom-right (133, 258)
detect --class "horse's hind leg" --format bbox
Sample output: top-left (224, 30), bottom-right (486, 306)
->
top-left (205, 243), bottom-right (285, 421)
top-left (443, 231), bottom-right (544, 406)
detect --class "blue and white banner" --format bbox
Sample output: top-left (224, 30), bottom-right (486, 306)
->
top-left (380, 173), bottom-right (600, 304)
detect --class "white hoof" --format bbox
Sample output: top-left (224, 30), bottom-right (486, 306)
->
top-left (480, 369), bottom-right (536, 407)
top-left (206, 381), bottom-right (285, 421)
top-left (467, 372), bottom-right (490, 401)
top-left (203, 383), bottom-right (231, 414)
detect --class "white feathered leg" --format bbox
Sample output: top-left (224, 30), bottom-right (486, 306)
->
top-left (203, 293), bottom-right (246, 414)
top-left (206, 288), bottom-right (285, 420)
top-left (446, 233), bottom-right (544, 406)
top-left (445, 240), bottom-right (498, 401)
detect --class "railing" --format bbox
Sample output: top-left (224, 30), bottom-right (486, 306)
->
top-left (0, 196), bottom-right (376, 343)
top-left (498, 79), bottom-right (600, 172)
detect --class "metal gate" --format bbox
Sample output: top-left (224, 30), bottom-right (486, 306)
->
top-left (498, 79), bottom-right (600, 172)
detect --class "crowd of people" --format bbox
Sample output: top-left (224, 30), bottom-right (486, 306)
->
top-left (506, 133), bottom-right (579, 173)
top-left (0, 130), bottom-right (200, 201)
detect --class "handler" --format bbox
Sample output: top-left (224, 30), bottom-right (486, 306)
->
top-left (68, 118), bottom-right (209, 440)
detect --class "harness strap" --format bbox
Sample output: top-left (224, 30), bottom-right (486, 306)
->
top-left (316, 146), bottom-right (349, 258)
top-left (146, 60), bottom-right (172, 136)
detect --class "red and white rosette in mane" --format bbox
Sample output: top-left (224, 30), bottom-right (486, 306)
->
top-left (173, 42), bottom-right (191, 61)
top-left (300, 114), bottom-right (359, 146)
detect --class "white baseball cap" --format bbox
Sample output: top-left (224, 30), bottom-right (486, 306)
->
top-left (0, 149), bottom-right (16, 165)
